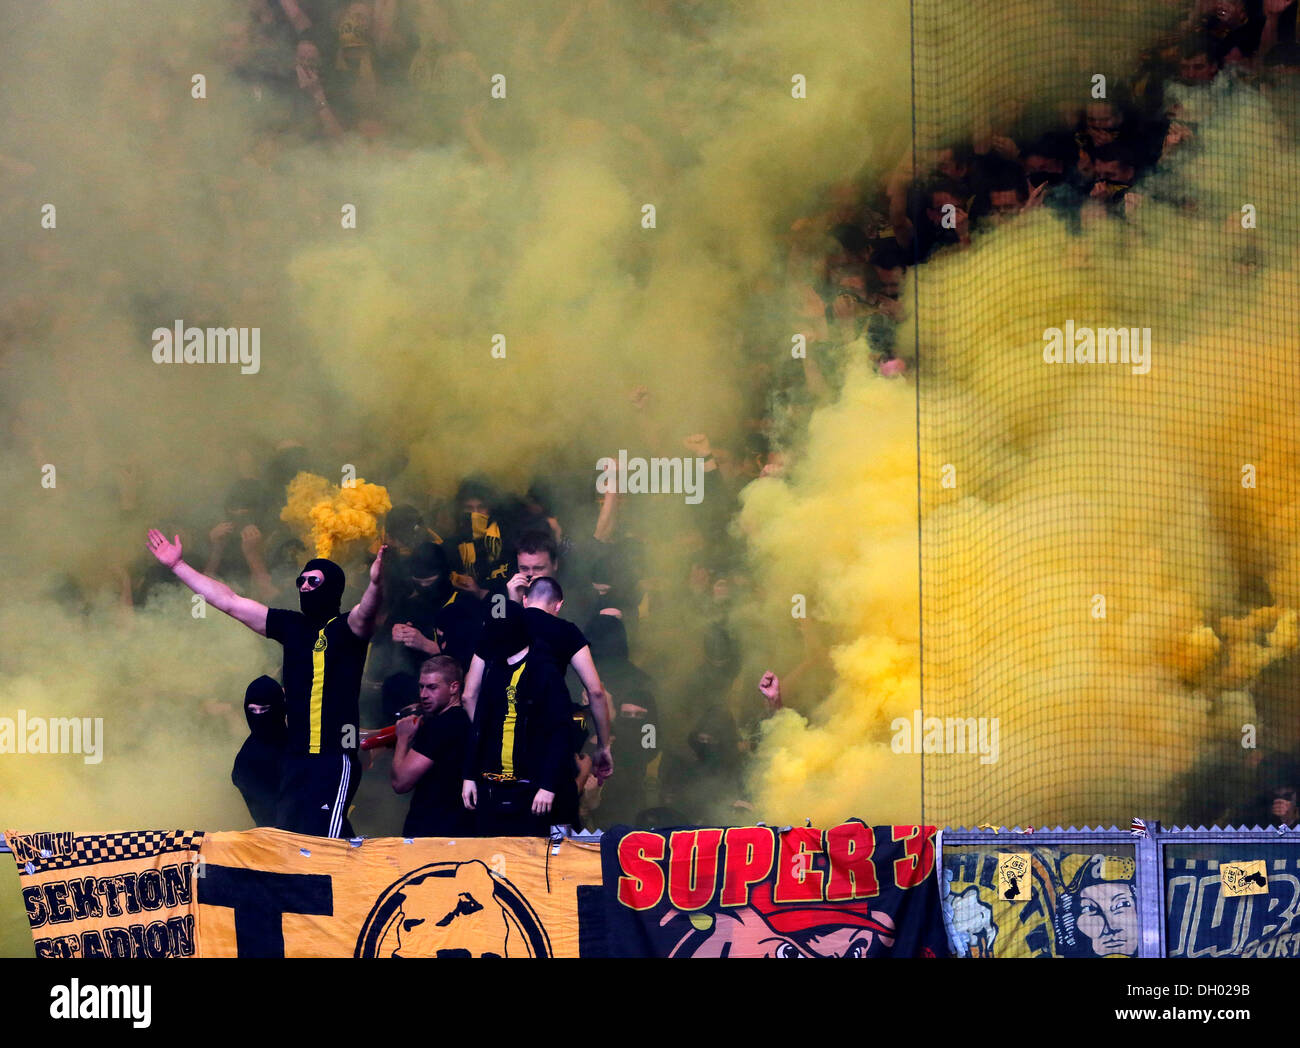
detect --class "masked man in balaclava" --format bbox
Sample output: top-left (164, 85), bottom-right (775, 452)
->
top-left (232, 675), bottom-right (287, 827)
top-left (146, 528), bottom-right (386, 837)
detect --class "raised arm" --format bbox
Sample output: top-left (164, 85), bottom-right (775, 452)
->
top-left (1260, 0), bottom-right (1296, 59)
top-left (570, 646), bottom-right (613, 783)
top-left (758, 671), bottom-right (783, 712)
top-left (347, 545), bottom-right (388, 639)
top-left (146, 529), bottom-right (268, 635)
top-left (593, 483), bottom-right (619, 544)
top-left (240, 524), bottom-right (280, 603)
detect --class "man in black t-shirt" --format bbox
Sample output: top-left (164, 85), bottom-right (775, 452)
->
top-left (461, 604), bottom-right (578, 837)
top-left (146, 528), bottom-right (386, 838)
top-left (521, 580), bottom-right (588, 676)
top-left (391, 656), bottom-right (474, 838)
top-left (461, 576), bottom-right (614, 786)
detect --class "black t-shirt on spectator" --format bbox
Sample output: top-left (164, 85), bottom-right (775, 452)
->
top-left (266, 609), bottom-right (369, 757)
top-left (465, 656), bottom-right (575, 792)
top-left (404, 706), bottom-right (474, 838)
top-left (378, 587), bottom-right (443, 676)
top-left (521, 607), bottom-right (587, 677)
top-left (437, 590), bottom-right (485, 672)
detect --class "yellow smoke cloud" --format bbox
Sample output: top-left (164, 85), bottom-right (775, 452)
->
top-left (742, 75), bottom-right (1300, 828)
top-left (281, 472), bottom-right (391, 559)
top-left (738, 365), bottom-right (921, 825)
top-left (11, 0), bottom-right (1296, 967)
top-left (0, 0), bottom-right (902, 956)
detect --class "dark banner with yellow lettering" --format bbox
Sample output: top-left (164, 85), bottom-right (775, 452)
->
top-left (5, 829), bottom-right (203, 959)
top-left (595, 822), bottom-right (946, 957)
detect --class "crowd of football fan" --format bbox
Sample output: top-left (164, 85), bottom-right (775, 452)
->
top-left (38, 0), bottom-right (1300, 835)
top-left (790, 0), bottom-right (1300, 385)
top-left (145, 457), bottom-right (787, 839)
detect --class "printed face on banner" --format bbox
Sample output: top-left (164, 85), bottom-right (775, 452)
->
top-left (356, 860), bottom-right (551, 958)
top-left (944, 850), bottom-right (1138, 958)
top-left (658, 882), bottom-right (898, 958)
top-left (1075, 880), bottom-right (1138, 956)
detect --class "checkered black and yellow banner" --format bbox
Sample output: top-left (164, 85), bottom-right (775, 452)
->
top-left (5, 829), bottom-right (203, 958)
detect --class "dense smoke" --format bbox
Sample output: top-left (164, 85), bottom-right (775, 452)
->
top-left (5, 0), bottom-right (1300, 963)
top-left (0, 0), bottom-right (911, 953)
top-left (741, 7), bottom-right (1300, 829)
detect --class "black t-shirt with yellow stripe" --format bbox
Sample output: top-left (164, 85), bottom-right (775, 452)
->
top-left (464, 654), bottom-right (574, 792)
top-left (266, 609), bottom-right (370, 757)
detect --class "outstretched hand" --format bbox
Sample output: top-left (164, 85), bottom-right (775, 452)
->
top-left (146, 529), bottom-right (183, 569)
top-left (370, 544), bottom-right (387, 585)
top-left (240, 524), bottom-right (263, 556)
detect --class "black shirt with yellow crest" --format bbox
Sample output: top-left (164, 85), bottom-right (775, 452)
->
top-left (266, 609), bottom-right (370, 757)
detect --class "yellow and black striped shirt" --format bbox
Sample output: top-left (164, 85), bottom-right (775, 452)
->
top-left (266, 609), bottom-right (370, 756)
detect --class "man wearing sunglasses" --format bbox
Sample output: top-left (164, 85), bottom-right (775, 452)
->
top-left (146, 528), bottom-right (386, 837)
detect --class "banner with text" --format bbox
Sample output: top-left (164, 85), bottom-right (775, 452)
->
top-left (194, 827), bottom-right (602, 957)
top-left (597, 822), bottom-right (946, 957)
top-left (1166, 854), bottom-right (1300, 958)
top-left (5, 829), bottom-right (202, 959)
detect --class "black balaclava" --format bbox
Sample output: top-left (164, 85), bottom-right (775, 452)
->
top-left (244, 675), bottom-right (287, 743)
top-left (300, 557), bottom-right (346, 625)
top-left (584, 613), bottom-right (629, 663)
top-left (409, 540), bottom-right (447, 579)
top-left (406, 542), bottom-right (452, 610)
